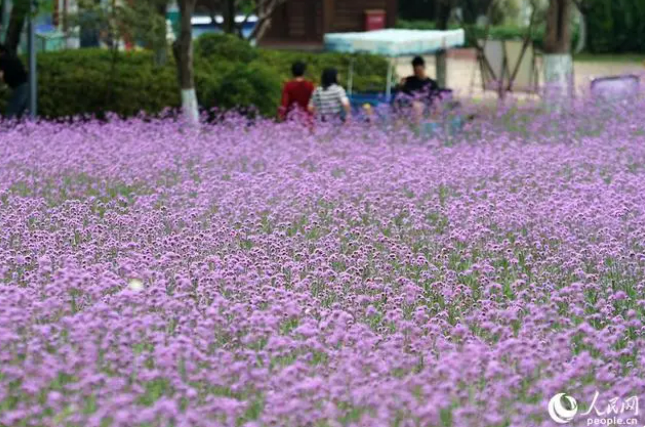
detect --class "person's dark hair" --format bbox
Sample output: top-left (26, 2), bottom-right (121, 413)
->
top-left (291, 61), bottom-right (306, 77)
top-left (321, 68), bottom-right (338, 90)
top-left (412, 56), bottom-right (425, 67)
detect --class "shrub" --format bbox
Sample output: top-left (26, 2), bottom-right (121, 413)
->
top-left (1, 34), bottom-right (388, 119)
top-left (195, 59), bottom-right (282, 116)
top-left (194, 33), bottom-right (258, 63)
top-left (257, 50), bottom-right (389, 93)
top-left (0, 49), bottom-right (180, 119)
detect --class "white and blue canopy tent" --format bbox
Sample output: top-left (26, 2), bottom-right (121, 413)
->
top-left (324, 29), bottom-right (466, 100)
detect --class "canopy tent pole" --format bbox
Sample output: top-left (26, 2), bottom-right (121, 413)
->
top-left (435, 37), bottom-right (447, 88)
top-left (385, 58), bottom-right (393, 100)
top-left (347, 57), bottom-right (355, 96)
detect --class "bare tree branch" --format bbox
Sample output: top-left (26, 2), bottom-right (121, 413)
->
top-left (249, 0), bottom-right (288, 42)
top-left (507, 0), bottom-right (539, 92)
top-left (455, 0), bottom-right (500, 87)
top-left (203, 0), bottom-right (290, 41)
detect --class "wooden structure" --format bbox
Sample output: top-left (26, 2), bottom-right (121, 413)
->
top-left (261, 0), bottom-right (398, 48)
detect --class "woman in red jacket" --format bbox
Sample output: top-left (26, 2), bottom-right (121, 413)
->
top-left (278, 61), bottom-right (315, 121)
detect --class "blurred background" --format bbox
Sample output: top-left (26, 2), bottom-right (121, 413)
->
top-left (1, 0), bottom-right (643, 118)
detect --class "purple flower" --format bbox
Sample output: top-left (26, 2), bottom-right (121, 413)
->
top-left (1, 104), bottom-right (645, 426)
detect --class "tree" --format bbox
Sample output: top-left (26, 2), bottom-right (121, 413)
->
top-left (5, 0), bottom-right (49, 53)
top-left (5, 3), bottom-right (27, 53)
top-left (434, 0), bottom-right (454, 88)
top-left (429, 0), bottom-right (523, 89)
top-left (544, 0), bottom-right (572, 53)
top-left (119, 0), bottom-right (170, 66)
top-left (543, 0), bottom-right (573, 103)
top-left (222, 0), bottom-right (235, 34)
top-left (67, 0), bottom-right (169, 107)
top-left (69, 0), bottom-right (191, 119)
top-left (248, 0), bottom-right (287, 42)
top-left (71, 0), bottom-right (168, 60)
top-left (173, 0), bottom-right (199, 123)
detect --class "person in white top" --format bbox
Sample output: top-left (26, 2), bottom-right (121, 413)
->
top-left (308, 68), bottom-right (351, 122)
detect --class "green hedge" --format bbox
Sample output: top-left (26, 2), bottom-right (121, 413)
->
top-left (194, 34), bottom-right (390, 93)
top-left (257, 48), bottom-right (390, 93)
top-left (35, 50), bottom-right (180, 118)
top-left (194, 33), bottom-right (259, 63)
top-left (1, 34), bottom-right (389, 119)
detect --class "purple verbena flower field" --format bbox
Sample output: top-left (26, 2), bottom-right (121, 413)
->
top-left (1, 102), bottom-right (645, 427)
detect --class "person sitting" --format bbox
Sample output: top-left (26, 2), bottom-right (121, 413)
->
top-left (401, 56), bottom-right (440, 98)
top-left (308, 68), bottom-right (351, 123)
top-left (398, 56), bottom-right (446, 121)
top-left (278, 61), bottom-right (315, 121)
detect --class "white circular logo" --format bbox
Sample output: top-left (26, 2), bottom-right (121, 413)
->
top-left (548, 393), bottom-right (578, 424)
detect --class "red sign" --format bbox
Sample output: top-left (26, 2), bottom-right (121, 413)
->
top-left (365, 10), bottom-right (386, 31)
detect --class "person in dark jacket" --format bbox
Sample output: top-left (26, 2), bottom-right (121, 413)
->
top-left (0, 44), bottom-right (28, 119)
top-left (401, 56), bottom-right (440, 99)
top-left (398, 56), bottom-right (449, 122)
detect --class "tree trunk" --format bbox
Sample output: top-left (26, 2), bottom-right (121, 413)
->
top-left (223, 0), bottom-right (235, 34)
top-left (174, 0), bottom-right (199, 124)
top-left (544, 0), bottom-right (572, 53)
top-left (544, 0), bottom-right (573, 107)
top-left (6, 0), bottom-right (29, 53)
